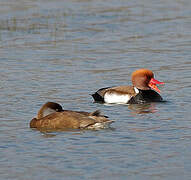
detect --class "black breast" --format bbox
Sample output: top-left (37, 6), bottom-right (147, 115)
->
top-left (128, 89), bottom-right (163, 104)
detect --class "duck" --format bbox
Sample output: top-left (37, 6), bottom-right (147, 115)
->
top-left (30, 102), bottom-right (113, 130)
top-left (91, 68), bottom-right (164, 104)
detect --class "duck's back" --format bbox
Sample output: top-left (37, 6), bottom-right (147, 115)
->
top-left (92, 85), bottom-right (138, 104)
top-left (30, 111), bottom-right (95, 129)
top-left (30, 110), bottom-right (112, 130)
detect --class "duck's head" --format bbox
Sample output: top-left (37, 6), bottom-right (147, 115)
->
top-left (131, 69), bottom-right (164, 93)
top-left (37, 102), bottom-right (63, 119)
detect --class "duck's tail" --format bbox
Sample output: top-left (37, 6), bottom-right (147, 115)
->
top-left (86, 120), bottom-right (114, 130)
top-left (90, 110), bottom-right (108, 118)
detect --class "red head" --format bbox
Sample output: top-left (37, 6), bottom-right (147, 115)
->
top-left (131, 69), bottom-right (164, 93)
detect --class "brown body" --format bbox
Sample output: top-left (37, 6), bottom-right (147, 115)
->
top-left (30, 102), bottom-right (113, 130)
top-left (98, 86), bottom-right (137, 96)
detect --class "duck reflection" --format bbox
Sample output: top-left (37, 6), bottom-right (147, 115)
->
top-left (35, 126), bottom-right (115, 136)
top-left (38, 128), bottom-right (83, 137)
top-left (128, 103), bottom-right (157, 114)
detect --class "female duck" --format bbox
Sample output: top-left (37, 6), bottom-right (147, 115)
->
top-left (30, 102), bottom-right (113, 130)
top-left (91, 69), bottom-right (164, 104)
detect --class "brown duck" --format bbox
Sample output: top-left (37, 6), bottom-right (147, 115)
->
top-left (30, 102), bottom-right (113, 130)
top-left (91, 69), bottom-right (164, 104)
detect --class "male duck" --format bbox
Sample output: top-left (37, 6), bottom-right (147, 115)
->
top-left (91, 69), bottom-right (164, 104)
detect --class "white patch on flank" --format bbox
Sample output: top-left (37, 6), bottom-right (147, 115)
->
top-left (87, 123), bottom-right (105, 129)
top-left (134, 87), bottom-right (139, 94)
top-left (104, 92), bottom-right (131, 104)
top-left (87, 122), bottom-right (112, 130)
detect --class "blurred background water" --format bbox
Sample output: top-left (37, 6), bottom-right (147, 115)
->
top-left (0, 0), bottom-right (191, 179)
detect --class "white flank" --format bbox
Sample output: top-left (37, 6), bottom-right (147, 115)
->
top-left (134, 87), bottom-right (139, 94)
top-left (104, 93), bottom-right (131, 104)
top-left (87, 122), bottom-right (111, 130)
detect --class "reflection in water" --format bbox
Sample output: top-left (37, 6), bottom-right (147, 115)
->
top-left (130, 126), bottom-right (160, 132)
top-left (32, 127), bottom-right (83, 134)
top-left (39, 129), bottom-right (83, 137)
top-left (32, 126), bottom-right (115, 135)
top-left (128, 103), bottom-right (158, 114)
top-left (30, 127), bottom-right (85, 137)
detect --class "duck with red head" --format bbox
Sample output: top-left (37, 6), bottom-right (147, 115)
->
top-left (91, 69), bottom-right (164, 104)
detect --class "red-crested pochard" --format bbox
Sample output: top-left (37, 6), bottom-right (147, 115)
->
top-left (91, 69), bottom-right (164, 104)
top-left (30, 102), bottom-right (113, 130)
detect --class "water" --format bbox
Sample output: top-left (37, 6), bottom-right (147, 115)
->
top-left (0, 0), bottom-right (191, 179)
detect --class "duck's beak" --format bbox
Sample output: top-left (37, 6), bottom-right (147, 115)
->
top-left (148, 78), bottom-right (164, 93)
